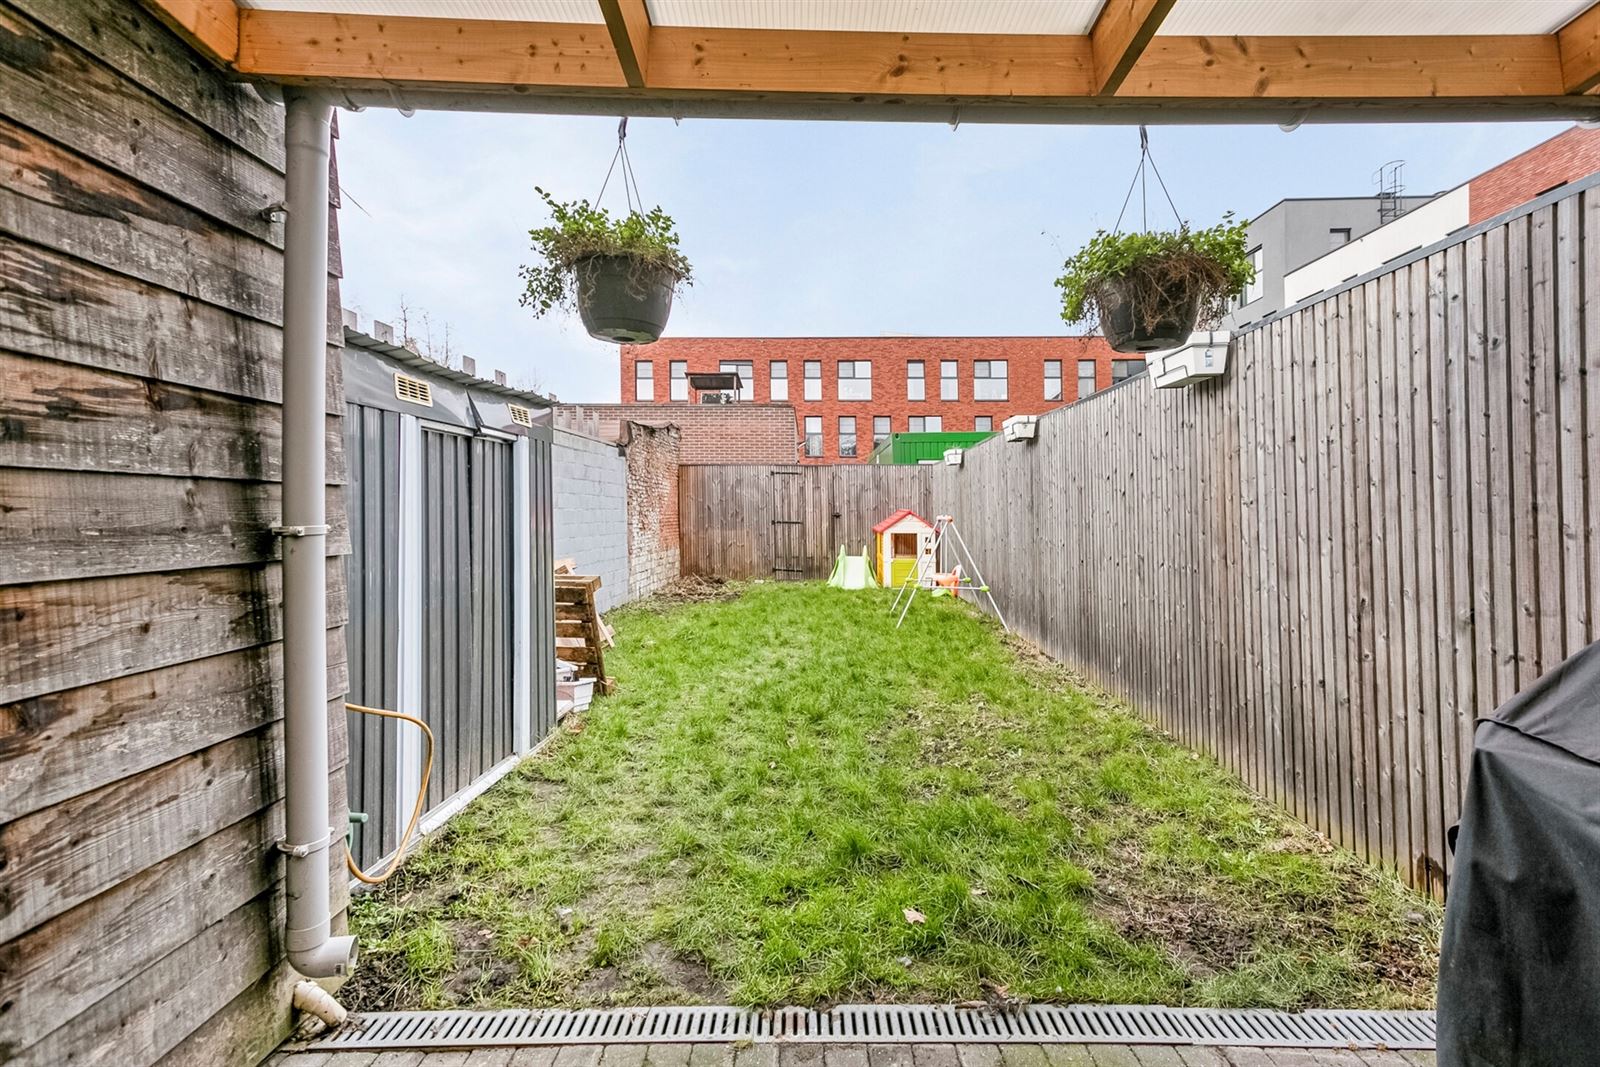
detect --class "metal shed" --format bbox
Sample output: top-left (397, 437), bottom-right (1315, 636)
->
top-left (340, 324), bottom-right (557, 871)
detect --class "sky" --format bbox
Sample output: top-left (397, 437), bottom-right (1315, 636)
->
top-left (333, 111), bottom-right (1570, 403)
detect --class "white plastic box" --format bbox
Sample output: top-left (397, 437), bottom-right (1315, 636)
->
top-left (1002, 414), bottom-right (1038, 442)
top-left (1147, 330), bottom-right (1231, 388)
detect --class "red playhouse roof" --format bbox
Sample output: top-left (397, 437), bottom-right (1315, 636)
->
top-left (872, 509), bottom-right (932, 534)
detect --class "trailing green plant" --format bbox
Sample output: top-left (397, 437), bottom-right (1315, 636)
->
top-left (1055, 215), bottom-right (1254, 333)
top-left (518, 187), bottom-right (693, 317)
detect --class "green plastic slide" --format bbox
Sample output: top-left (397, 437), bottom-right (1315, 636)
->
top-left (827, 544), bottom-right (876, 589)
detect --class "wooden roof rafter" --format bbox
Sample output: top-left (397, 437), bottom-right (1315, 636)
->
top-left (139, 0), bottom-right (1600, 122)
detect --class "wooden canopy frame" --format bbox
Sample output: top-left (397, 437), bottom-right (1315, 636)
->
top-left (145, 1), bottom-right (1600, 121)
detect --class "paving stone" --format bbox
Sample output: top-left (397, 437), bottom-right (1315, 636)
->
top-left (1085, 1047), bottom-right (1141, 1067)
top-left (735, 1044), bottom-right (780, 1067)
top-left (371, 1053), bottom-right (427, 1067)
top-left (466, 1052), bottom-right (516, 1067)
top-left (598, 1047), bottom-right (650, 1067)
top-left (416, 1054), bottom-right (471, 1067)
top-left (1127, 1047), bottom-right (1187, 1066)
top-left (1041, 1047), bottom-right (1098, 1067)
top-left (325, 1055), bottom-right (377, 1067)
top-left (508, 1051), bottom-right (561, 1067)
top-left (778, 1045), bottom-right (827, 1067)
top-left (910, 1044), bottom-right (962, 1067)
top-left (869, 1045), bottom-right (917, 1067)
top-left (644, 1046), bottom-right (693, 1067)
top-left (554, 1047), bottom-right (604, 1067)
top-left (1172, 1049), bottom-right (1230, 1067)
top-left (999, 1045), bottom-right (1052, 1067)
top-left (957, 1044), bottom-right (1004, 1067)
top-left (824, 1044), bottom-right (871, 1067)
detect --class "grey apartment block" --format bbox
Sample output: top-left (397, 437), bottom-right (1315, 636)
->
top-left (1224, 194), bottom-right (1437, 328)
top-left (553, 428), bottom-right (631, 612)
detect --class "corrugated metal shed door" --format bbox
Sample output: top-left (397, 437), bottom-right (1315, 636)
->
top-left (344, 403), bottom-right (402, 869)
top-left (421, 429), bottom-right (517, 809)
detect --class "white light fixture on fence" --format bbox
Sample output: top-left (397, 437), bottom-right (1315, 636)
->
top-left (944, 447), bottom-right (964, 466)
top-left (1147, 330), bottom-right (1231, 389)
top-left (1002, 414), bottom-right (1038, 442)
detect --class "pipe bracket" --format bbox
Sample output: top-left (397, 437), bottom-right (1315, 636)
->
top-left (277, 825), bottom-right (342, 858)
top-left (272, 523), bottom-right (331, 537)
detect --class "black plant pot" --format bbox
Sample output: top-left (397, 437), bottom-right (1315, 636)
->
top-left (1098, 274), bottom-right (1202, 354)
top-left (575, 254), bottom-right (677, 344)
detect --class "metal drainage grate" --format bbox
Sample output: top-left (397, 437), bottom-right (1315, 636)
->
top-left (300, 1005), bottom-right (1435, 1052)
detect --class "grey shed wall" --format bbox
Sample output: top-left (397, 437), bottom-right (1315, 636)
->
top-left (553, 428), bottom-right (631, 611)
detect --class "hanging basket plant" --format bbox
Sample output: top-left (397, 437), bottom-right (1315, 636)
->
top-left (1055, 218), bottom-right (1254, 354)
top-left (518, 187), bottom-right (693, 345)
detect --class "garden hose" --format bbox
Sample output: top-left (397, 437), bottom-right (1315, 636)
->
top-left (343, 702), bottom-right (435, 885)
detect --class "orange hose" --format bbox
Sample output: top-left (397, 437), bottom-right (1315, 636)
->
top-left (343, 702), bottom-right (435, 885)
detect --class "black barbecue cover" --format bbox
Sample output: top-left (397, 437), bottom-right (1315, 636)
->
top-left (1437, 639), bottom-right (1600, 1067)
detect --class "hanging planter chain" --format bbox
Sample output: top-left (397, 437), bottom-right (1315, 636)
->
top-left (596, 116), bottom-right (645, 215)
top-left (1112, 125), bottom-right (1184, 235)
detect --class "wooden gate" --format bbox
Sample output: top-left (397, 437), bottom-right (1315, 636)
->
top-left (769, 469), bottom-right (807, 579)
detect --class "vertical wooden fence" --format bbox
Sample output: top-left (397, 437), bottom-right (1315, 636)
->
top-left (677, 180), bottom-right (1600, 896)
top-left (679, 464), bottom-right (941, 580)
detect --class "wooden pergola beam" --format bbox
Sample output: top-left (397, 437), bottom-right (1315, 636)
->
top-left (1090, 0), bottom-right (1177, 95)
top-left (1117, 35), bottom-right (1566, 99)
top-left (1558, 2), bottom-right (1600, 93)
top-left (210, 9), bottom-right (1578, 107)
top-left (235, 10), bottom-right (628, 89)
top-left (141, 0), bottom-right (239, 66)
top-left (599, 0), bottom-right (652, 88)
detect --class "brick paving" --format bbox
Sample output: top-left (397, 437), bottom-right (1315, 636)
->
top-left (269, 1043), bottom-right (1435, 1067)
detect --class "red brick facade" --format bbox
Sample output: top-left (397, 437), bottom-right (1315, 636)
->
top-left (621, 420), bottom-right (680, 597)
top-left (1468, 125), bottom-right (1600, 224)
top-left (555, 402), bottom-right (798, 465)
top-left (619, 336), bottom-right (1130, 464)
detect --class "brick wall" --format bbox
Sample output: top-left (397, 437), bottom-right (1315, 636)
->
top-left (552, 429), bottom-right (630, 612)
top-left (555, 403), bottom-right (797, 465)
top-left (617, 336), bottom-right (1130, 464)
top-left (1468, 125), bottom-right (1600, 224)
top-left (623, 421), bottom-right (681, 598)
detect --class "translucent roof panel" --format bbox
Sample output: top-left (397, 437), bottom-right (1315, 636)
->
top-left (644, 0), bottom-right (1106, 35)
top-left (1158, 0), bottom-right (1596, 37)
top-left (236, 0), bottom-right (606, 22)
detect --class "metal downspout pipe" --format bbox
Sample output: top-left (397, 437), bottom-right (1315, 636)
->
top-left (280, 87), bottom-right (357, 979)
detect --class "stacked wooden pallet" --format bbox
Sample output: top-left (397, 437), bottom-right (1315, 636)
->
top-left (555, 572), bottom-right (615, 697)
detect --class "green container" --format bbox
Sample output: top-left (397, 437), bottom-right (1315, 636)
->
top-left (867, 431), bottom-right (995, 465)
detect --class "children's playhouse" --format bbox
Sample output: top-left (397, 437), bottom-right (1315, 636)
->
top-left (873, 509), bottom-right (936, 588)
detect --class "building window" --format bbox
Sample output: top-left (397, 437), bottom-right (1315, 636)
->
top-left (1112, 359), bottom-right (1146, 384)
top-left (1243, 245), bottom-right (1263, 304)
top-left (804, 360), bottom-right (822, 401)
top-left (803, 416), bottom-right (822, 457)
top-left (940, 360), bottom-right (958, 401)
top-left (839, 416), bottom-right (857, 457)
top-left (717, 360), bottom-right (753, 402)
top-left (1330, 227), bottom-right (1352, 248)
top-left (669, 360), bottom-right (687, 401)
top-left (1044, 360), bottom-right (1062, 401)
top-left (1077, 359), bottom-right (1097, 399)
top-left (873, 415), bottom-right (891, 446)
top-left (838, 360), bottom-right (872, 401)
top-left (974, 360), bottom-right (1007, 401)
top-left (909, 415), bottom-right (942, 432)
top-left (974, 416), bottom-right (993, 432)
top-left (770, 360), bottom-right (788, 402)
top-left (634, 360), bottom-right (653, 402)
top-left (907, 360), bottom-right (925, 401)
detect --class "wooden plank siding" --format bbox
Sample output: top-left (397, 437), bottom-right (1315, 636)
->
top-left (0, 1), bottom-right (350, 1065)
top-left (678, 184), bottom-right (1598, 897)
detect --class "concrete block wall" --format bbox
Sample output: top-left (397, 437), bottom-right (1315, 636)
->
top-left (552, 429), bottom-right (631, 612)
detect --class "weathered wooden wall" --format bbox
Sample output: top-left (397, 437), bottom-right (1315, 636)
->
top-left (678, 463), bottom-right (941, 580)
top-left (677, 181), bottom-right (1600, 897)
top-left (0, 2), bottom-right (350, 1063)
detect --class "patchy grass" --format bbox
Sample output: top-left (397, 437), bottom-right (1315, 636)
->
top-left (344, 582), bottom-right (1439, 1013)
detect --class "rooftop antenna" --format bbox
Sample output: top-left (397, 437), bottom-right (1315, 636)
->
top-left (1374, 159), bottom-right (1406, 225)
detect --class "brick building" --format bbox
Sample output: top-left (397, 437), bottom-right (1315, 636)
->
top-left (619, 336), bottom-right (1131, 464)
top-left (555, 401), bottom-right (799, 464)
top-left (1467, 124), bottom-right (1600, 224)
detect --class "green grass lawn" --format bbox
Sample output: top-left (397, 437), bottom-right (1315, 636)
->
top-left (343, 582), bottom-right (1438, 1013)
